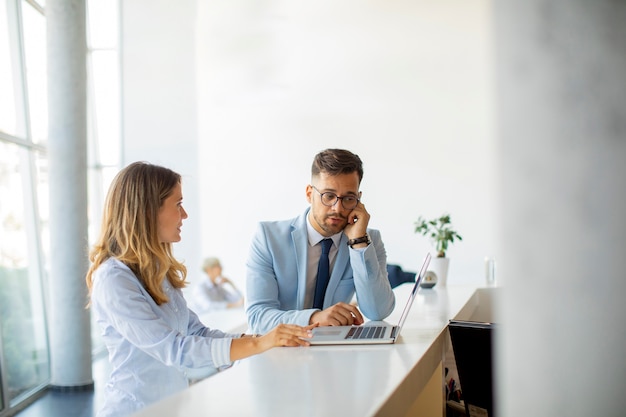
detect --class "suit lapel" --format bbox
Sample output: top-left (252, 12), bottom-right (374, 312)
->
top-left (291, 210), bottom-right (309, 310)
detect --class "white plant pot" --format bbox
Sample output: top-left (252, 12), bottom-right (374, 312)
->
top-left (427, 257), bottom-right (450, 287)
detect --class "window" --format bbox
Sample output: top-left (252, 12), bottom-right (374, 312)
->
top-left (0, 0), bottom-right (119, 413)
top-left (86, 0), bottom-right (121, 356)
top-left (0, 1), bottom-right (50, 412)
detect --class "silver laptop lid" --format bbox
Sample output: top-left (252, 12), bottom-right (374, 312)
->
top-left (395, 253), bottom-right (431, 336)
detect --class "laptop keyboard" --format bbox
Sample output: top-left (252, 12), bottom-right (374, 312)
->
top-left (345, 326), bottom-right (387, 340)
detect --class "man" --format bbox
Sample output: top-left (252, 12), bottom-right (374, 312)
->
top-left (192, 257), bottom-right (244, 313)
top-left (246, 149), bottom-right (395, 334)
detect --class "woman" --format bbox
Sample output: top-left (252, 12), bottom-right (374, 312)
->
top-left (86, 162), bottom-right (314, 417)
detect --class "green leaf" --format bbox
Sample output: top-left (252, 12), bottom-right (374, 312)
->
top-left (413, 213), bottom-right (462, 254)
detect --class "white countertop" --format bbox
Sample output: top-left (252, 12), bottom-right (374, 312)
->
top-left (132, 284), bottom-right (482, 417)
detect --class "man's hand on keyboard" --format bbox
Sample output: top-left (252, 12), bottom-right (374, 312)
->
top-left (310, 302), bottom-right (364, 327)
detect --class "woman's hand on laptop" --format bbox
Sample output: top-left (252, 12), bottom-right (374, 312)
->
top-left (310, 302), bottom-right (364, 326)
top-left (230, 324), bottom-right (317, 360)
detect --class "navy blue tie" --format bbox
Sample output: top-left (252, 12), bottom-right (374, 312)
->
top-left (313, 238), bottom-right (333, 309)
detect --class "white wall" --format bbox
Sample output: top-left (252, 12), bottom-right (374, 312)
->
top-left (121, 1), bottom-right (496, 290)
top-left (195, 0), bottom-right (496, 289)
top-left (121, 0), bottom-right (201, 278)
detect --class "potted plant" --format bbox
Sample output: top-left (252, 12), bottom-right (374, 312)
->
top-left (414, 214), bottom-right (462, 286)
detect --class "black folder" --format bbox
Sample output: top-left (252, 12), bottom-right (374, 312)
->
top-left (448, 319), bottom-right (496, 417)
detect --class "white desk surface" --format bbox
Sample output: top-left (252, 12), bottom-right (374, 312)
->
top-left (132, 284), bottom-right (480, 417)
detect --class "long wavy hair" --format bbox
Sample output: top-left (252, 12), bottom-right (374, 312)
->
top-left (86, 161), bottom-right (187, 305)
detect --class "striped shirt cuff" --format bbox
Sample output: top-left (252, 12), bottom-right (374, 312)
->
top-left (211, 337), bottom-right (234, 368)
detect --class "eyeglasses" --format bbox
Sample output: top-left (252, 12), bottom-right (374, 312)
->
top-left (311, 186), bottom-right (360, 210)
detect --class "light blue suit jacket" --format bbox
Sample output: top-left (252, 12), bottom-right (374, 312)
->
top-left (246, 208), bottom-right (396, 334)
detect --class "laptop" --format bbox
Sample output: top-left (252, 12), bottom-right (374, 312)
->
top-left (308, 253), bottom-right (431, 345)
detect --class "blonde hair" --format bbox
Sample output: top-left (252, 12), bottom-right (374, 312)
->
top-left (86, 161), bottom-right (187, 305)
top-left (202, 257), bottom-right (221, 271)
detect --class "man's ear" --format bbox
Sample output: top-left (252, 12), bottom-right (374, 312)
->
top-left (305, 184), bottom-right (313, 204)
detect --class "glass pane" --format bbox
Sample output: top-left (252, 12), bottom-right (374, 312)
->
top-left (91, 50), bottom-right (120, 166)
top-left (86, 0), bottom-right (120, 357)
top-left (87, 0), bottom-right (118, 49)
top-left (0, 0), bottom-right (24, 137)
top-left (34, 151), bottom-right (50, 283)
top-left (0, 142), bottom-right (50, 406)
top-left (0, 350), bottom-right (3, 413)
top-left (87, 167), bottom-right (104, 355)
top-left (21, 1), bottom-right (47, 144)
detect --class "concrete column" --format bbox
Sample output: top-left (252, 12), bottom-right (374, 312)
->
top-left (47, 0), bottom-right (92, 389)
top-left (494, 1), bottom-right (626, 416)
